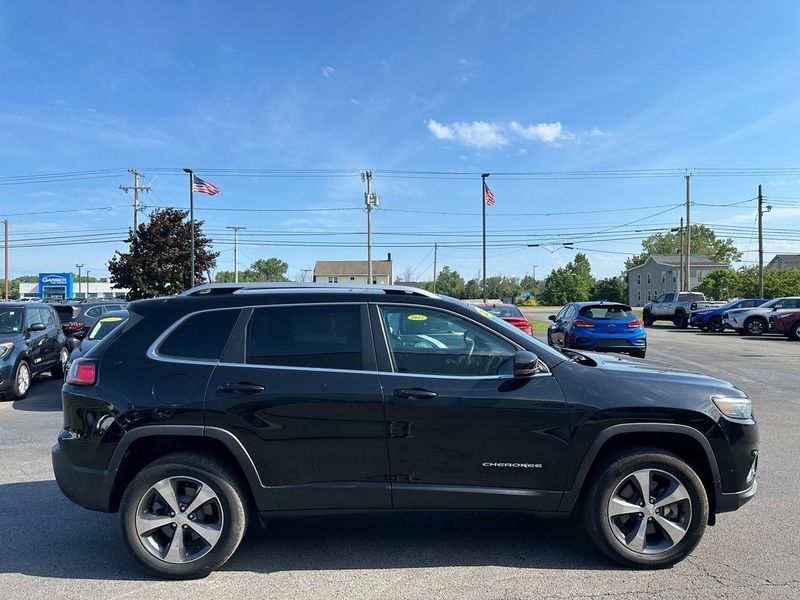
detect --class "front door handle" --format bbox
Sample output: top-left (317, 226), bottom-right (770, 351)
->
top-left (218, 382), bottom-right (266, 395)
top-left (393, 388), bottom-right (438, 400)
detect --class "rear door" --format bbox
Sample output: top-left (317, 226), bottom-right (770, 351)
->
top-left (373, 303), bottom-right (569, 511)
top-left (204, 302), bottom-right (390, 510)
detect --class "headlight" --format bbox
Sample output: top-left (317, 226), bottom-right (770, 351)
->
top-left (712, 396), bottom-right (752, 420)
top-left (0, 342), bottom-right (13, 359)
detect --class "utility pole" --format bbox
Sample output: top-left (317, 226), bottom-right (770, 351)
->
top-left (300, 268), bottom-right (313, 283)
top-left (532, 265), bottom-right (538, 282)
top-left (685, 174), bottom-right (691, 290)
top-left (86, 271), bottom-right (90, 298)
top-left (362, 171), bottom-right (380, 284)
top-left (75, 263), bottom-right (84, 298)
top-left (226, 226), bottom-right (245, 283)
top-left (677, 219), bottom-right (683, 291)
top-left (432, 242), bottom-right (438, 293)
top-left (481, 173), bottom-right (490, 302)
top-left (2, 220), bottom-right (7, 301)
top-left (758, 184), bottom-right (772, 298)
top-left (119, 169), bottom-right (151, 236)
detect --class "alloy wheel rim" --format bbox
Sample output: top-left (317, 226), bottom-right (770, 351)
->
top-left (60, 348), bottom-right (68, 370)
top-left (747, 320), bottom-right (763, 334)
top-left (17, 364), bottom-right (30, 394)
top-left (607, 468), bottom-right (692, 555)
top-left (135, 476), bottom-right (224, 564)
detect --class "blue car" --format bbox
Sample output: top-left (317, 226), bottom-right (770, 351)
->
top-left (689, 298), bottom-right (768, 332)
top-left (547, 301), bottom-right (647, 358)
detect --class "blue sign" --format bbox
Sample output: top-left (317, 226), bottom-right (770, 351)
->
top-left (38, 272), bottom-right (74, 299)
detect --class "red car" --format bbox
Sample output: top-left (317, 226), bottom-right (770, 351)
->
top-left (474, 303), bottom-right (533, 335)
top-left (769, 309), bottom-right (800, 340)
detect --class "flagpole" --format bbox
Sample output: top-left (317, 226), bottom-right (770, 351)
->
top-left (481, 173), bottom-right (489, 302)
top-left (183, 168), bottom-right (195, 289)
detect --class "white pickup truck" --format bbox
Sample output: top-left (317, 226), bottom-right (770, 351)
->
top-left (642, 292), bottom-right (726, 328)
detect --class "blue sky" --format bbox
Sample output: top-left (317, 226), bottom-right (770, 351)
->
top-left (2, 1), bottom-right (800, 282)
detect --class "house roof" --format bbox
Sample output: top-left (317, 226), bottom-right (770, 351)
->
top-left (314, 259), bottom-right (392, 276)
top-left (626, 254), bottom-right (726, 271)
top-left (766, 254), bottom-right (800, 269)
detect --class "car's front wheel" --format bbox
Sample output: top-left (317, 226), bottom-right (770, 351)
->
top-left (789, 321), bottom-right (800, 341)
top-left (709, 316), bottom-right (724, 333)
top-left (583, 448), bottom-right (708, 568)
top-left (119, 452), bottom-right (248, 579)
top-left (8, 360), bottom-right (31, 400)
top-left (743, 317), bottom-right (767, 336)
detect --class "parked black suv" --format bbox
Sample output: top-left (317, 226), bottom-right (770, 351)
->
top-left (54, 300), bottom-right (128, 338)
top-left (0, 303), bottom-right (69, 399)
top-left (52, 284), bottom-right (759, 579)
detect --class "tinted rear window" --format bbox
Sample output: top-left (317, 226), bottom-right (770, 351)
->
top-left (478, 304), bottom-right (523, 318)
top-left (579, 305), bottom-right (636, 320)
top-left (158, 309), bottom-right (240, 361)
top-left (246, 304), bottom-right (362, 370)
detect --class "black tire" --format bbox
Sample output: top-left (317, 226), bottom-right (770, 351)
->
top-left (51, 346), bottom-right (70, 378)
top-left (8, 360), bottom-right (31, 401)
top-left (119, 452), bottom-right (249, 579)
top-left (673, 312), bottom-right (688, 329)
top-left (709, 316), bottom-right (724, 333)
top-left (583, 447), bottom-right (708, 569)
top-left (642, 311), bottom-right (653, 327)
top-left (743, 317), bottom-right (766, 337)
top-left (789, 321), bottom-right (800, 341)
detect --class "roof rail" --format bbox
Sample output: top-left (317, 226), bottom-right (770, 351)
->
top-left (180, 282), bottom-right (440, 299)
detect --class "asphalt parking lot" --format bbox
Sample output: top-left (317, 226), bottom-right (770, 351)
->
top-left (1, 321), bottom-right (798, 599)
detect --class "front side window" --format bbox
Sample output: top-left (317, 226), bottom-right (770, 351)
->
top-left (158, 309), bottom-right (240, 361)
top-left (246, 304), bottom-right (362, 370)
top-left (379, 306), bottom-right (515, 377)
top-left (85, 306), bottom-right (104, 318)
top-left (773, 298), bottom-right (800, 309)
top-left (37, 308), bottom-right (54, 326)
top-left (24, 308), bottom-right (40, 329)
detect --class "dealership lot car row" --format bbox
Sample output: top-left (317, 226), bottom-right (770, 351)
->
top-left (51, 284), bottom-right (758, 579)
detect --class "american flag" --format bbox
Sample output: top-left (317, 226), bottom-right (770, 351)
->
top-left (192, 175), bottom-right (220, 196)
top-left (484, 185), bottom-right (495, 207)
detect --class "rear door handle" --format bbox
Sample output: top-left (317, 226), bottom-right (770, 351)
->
top-left (393, 388), bottom-right (438, 400)
top-left (218, 382), bottom-right (266, 395)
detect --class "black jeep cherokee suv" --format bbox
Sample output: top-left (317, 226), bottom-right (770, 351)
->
top-left (52, 284), bottom-right (759, 579)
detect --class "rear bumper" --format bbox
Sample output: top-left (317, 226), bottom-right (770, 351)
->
top-left (570, 332), bottom-right (647, 353)
top-left (51, 441), bottom-right (113, 512)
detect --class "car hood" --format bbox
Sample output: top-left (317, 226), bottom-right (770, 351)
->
top-left (566, 349), bottom-right (744, 394)
top-left (0, 332), bottom-right (23, 342)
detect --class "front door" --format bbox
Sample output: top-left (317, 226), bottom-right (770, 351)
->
top-left (205, 303), bottom-right (390, 511)
top-left (371, 303), bottom-right (569, 512)
top-left (23, 307), bottom-right (49, 372)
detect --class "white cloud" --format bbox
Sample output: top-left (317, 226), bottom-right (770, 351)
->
top-left (587, 127), bottom-right (605, 137)
top-left (510, 121), bottom-right (573, 143)
top-left (426, 119), bottom-right (508, 148)
top-left (349, 98), bottom-right (359, 106)
top-left (321, 66), bottom-right (335, 80)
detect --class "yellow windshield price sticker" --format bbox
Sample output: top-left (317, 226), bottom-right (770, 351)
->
top-left (100, 317), bottom-right (124, 322)
top-left (407, 314), bottom-right (428, 321)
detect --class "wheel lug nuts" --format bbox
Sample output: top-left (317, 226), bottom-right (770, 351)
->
top-left (171, 523), bottom-right (177, 528)
top-left (180, 505), bottom-right (186, 512)
top-left (170, 512), bottom-right (175, 517)
top-left (638, 512), bottom-right (643, 517)
top-left (188, 514), bottom-right (195, 520)
top-left (182, 524), bottom-right (188, 529)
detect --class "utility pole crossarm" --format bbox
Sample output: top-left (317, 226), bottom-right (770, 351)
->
top-left (119, 169), bottom-right (151, 236)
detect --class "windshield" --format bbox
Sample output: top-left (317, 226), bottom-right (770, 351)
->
top-left (0, 308), bottom-right (23, 334)
top-left (475, 304), bottom-right (524, 318)
top-left (578, 305), bottom-right (636, 320)
top-left (87, 315), bottom-right (127, 340)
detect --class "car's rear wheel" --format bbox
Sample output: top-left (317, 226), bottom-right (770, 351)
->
top-left (51, 347), bottom-right (69, 378)
top-left (709, 316), bottom-right (724, 333)
top-left (743, 317), bottom-right (766, 336)
top-left (673, 312), bottom-right (688, 329)
top-left (583, 448), bottom-right (708, 568)
top-left (8, 360), bottom-right (31, 400)
top-left (789, 321), bottom-right (800, 341)
top-left (642, 311), bottom-right (653, 327)
top-left (119, 452), bottom-right (248, 579)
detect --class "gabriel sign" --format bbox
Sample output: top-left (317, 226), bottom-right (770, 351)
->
top-left (41, 275), bottom-right (68, 285)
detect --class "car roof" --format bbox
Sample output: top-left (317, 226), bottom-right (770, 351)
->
top-left (474, 302), bottom-right (517, 308)
top-left (181, 282), bottom-right (440, 298)
top-left (99, 310), bottom-right (129, 318)
top-left (572, 301), bottom-right (630, 307)
top-left (1, 303), bottom-right (52, 308)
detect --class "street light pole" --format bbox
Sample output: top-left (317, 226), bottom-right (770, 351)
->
top-left (75, 263), bottom-right (84, 298)
top-left (481, 173), bottom-right (490, 302)
top-left (86, 271), bottom-right (90, 298)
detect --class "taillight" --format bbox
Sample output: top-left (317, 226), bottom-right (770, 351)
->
top-left (66, 360), bottom-right (96, 386)
top-left (62, 321), bottom-right (85, 331)
top-left (627, 319), bottom-right (644, 328)
top-left (573, 319), bottom-right (596, 328)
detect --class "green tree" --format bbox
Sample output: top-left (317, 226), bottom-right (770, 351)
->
top-left (764, 267), bottom-right (800, 297)
top-left (625, 225), bottom-right (741, 270)
top-left (697, 269), bottom-right (740, 300)
top-left (435, 266), bottom-right (465, 298)
top-left (250, 257), bottom-right (290, 282)
top-left (591, 276), bottom-right (628, 303)
top-left (540, 253), bottom-right (596, 305)
top-left (463, 278), bottom-right (481, 299)
top-left (108, 207), bottom-right (218, 299)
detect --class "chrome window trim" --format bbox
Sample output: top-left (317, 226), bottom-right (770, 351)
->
top-left (373, 302), bottom-right (551, 378)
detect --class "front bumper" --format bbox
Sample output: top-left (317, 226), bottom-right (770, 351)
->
top-left (715, 479), bottom-right (758, 513)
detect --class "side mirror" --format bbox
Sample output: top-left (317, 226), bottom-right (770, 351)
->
top-left (68, 338), bottom-right (82, 351)
top-left (513, 350), bottom-right (540, 378)
top-left (73, 330), bottom-right (86, 340)
top-left (28, 323), bottom-right (46, 332)
top-left (548, 315), bottom-right (556, 321)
